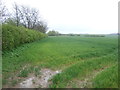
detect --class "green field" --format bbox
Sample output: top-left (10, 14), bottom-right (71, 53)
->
top-left (2, 35), bottom-right (118, 88)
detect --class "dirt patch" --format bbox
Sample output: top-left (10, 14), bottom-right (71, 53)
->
top-left (14, 68), bottom-right (61, 88)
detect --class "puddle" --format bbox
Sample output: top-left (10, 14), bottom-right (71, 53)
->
top-left (18, 69), bottom-right (61, 88)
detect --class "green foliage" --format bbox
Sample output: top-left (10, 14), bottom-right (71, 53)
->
top-left (47, 30), bottom-right (60, 36)
top-left (5, 18), bottom-right (17, 26)
top-left (18, 69), bottom-right (29, 77)
top-left (2, 24), bottom-right (47, 51)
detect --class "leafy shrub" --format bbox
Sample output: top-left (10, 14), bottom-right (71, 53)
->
top-left (2, 24), bottom-right (47, 51)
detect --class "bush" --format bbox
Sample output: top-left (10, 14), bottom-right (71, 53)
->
top-left (2, 24), bottom-right (47, 51)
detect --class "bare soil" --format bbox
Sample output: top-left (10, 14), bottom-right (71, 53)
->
top-left (14, 68), bottom-right (61, 88)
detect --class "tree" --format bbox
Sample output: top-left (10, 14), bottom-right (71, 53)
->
top-left (13, 3), bottom-right (21, 27)
top-left (0, 0), bottom-right (10, 23)
top-left (34, 21), bottom-right (48, 33)
top-left (47, 30), bottom-right (60, 36)
top-left (1, 2), bottom-right (48, 33)
top-left (12, 4), bottom-right (48, 33)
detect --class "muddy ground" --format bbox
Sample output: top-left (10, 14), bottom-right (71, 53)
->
top-left (13, 68), bottom-right (61, 88)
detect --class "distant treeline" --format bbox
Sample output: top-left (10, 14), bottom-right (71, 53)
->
top-left (47, 31), bottom-right (105, 37)
top-left (47, 31), bottom-right (81, 36)
top-left (84, 34), bottom-right (105, 37)
top-left (2, 24), bottom-right (47, 51)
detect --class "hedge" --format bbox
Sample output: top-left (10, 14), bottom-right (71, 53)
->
top-left (2, 24), bottom-right (47, 51)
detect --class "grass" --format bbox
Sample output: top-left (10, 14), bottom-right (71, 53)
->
top-left (18, 69), bottom-right (29, 77)
top-left (2, 35), bottom-right (118, 88)
top-left (92, 64), bottom-right (118, 88)
top-left (50, 52), bottom-right (117, 88)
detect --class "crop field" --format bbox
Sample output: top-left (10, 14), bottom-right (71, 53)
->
top-left (2, 35), bottom-right (118, 88)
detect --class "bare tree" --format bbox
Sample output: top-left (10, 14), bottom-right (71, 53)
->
top-left (0, 0), bottom-right (9, 23)
top-left (17, 5), bottom-right (37, 29)
top-left (30, 8), bottom-right (39, 29)
top-left (10, 4), bottom-right (48, 33)
top-left (13, 3), bottom-right (21, 26)
top-left (34, 21), bottom-right (48, 33)
top-left (18, 5), bottom-right (48, 33)
top-left (21, 6), bottom-right (41, 29)
top-left (22, 6), bottom-right (31, 28)
top-left (0, 1), bottom-right (6, 17)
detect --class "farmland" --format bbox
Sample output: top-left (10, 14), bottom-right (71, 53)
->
top-left (2, 35), bottom-right (118, 88)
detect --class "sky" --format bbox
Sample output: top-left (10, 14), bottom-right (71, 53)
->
top-left (3, 0), bottom-right (119, 34)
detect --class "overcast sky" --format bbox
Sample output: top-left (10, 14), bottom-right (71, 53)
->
top-left (4, 0), bottom-right (119, 34)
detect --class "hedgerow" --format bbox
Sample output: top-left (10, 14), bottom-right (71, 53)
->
top-left (2, 24), bottom-right (47, 50)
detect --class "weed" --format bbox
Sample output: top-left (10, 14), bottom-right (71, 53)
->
top-left (18, 69), bottom-right (29, 77)
top-left (11, 80), bottom-right (17, 86)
